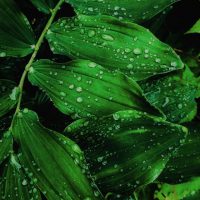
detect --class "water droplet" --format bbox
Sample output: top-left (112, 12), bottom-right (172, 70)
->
top-left (127, 64), bottom-right (133, 69)
top-left (69, 84), bottom-right (74, 89)
top-left (0, 52), bottom-right (6, 57)
top-left (76, 87), bottom-right (82, 92)
top-left (171, 61), bottom-right (177, 67)
top-left (88, 62), bottom-right (97, 68)
top-left (77, 97), bottom-right (83, 103)
top-left (60, 92), bottom-right (66, 97)
top-left (22, 179), bottom-right (28, 186)
top-left (133, 48), bottom-right (142, 55)
top-left (102, 34), bottom-right (114, 41)
top-left (88, 30), bottom-right (96, 37)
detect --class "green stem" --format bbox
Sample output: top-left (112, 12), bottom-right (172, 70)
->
top-left (10, 0), bottom-right (64, 129)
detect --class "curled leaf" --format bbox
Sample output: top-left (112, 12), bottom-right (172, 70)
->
top-left (28, 59), bottom-right (160, 118)
top-left (12, 108), bottom-right (102, 200)
top-left (140, 67), bottom-right (198, 123)
top-left (65, 109), bottom-right (187, 197)
top-left (46, 15), bottom-right (184, 81)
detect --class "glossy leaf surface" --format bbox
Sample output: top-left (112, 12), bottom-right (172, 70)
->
top-left (159, 122), bottom-right (200, 183)
top-left (65, 110), bottom-right (187, 196)
top-left (12, 109), bottom-right (102, 200)
top-left (28, 59), bottom-right (160, 118)
top-left (0, 155), bottom-right (41, 200)
top-left (66, 0), bottom-right (179, 24)
top-left (0, 79), bottom-right (19, 118)
top-left (140, 67), bottom-right (199, 123)
top-left (0, 0), bottom-right (35, 57)
top-left (46, 15), bottom-right (184, 81)
top-left (0, 131), bottom-right (12, 165)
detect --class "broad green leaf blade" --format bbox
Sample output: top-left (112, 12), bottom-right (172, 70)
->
top-left (46, 15), bottom-right (184, 81)
top-left (158, 122), bottom-right (200, 183)
top-left (30, 0), bottom-right (58, 14)
top-left (0, 155), bottom-right (41, 200)
top-left (186, 19), bottom-right (200, 34)
top-left (65, 110), bottom-right (187, 197)
top-left (0, 0), bottom-right (35, 57)
top-left (28, 59), bottom-right (161, 118)
top-left (0, 79), bottom-right (19, 117)
top-left (140, 67), bottom-right (198, 123)
top-left (0, 131), bottom-right (12, 165)
top-left (12, 109), bottom-right (102, 200)
top-left (155, 177), bottom-right (200, 200)
top-left (66, 0), bottom-right (179, 24)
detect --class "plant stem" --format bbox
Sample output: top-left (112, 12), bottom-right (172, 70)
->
top-left (10, 0), bottom-right (64, 129)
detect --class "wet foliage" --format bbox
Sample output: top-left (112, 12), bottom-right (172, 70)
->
top-left (0, 0), bottom-right (200, 199)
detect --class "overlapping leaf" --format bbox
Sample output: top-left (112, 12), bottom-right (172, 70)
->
top-left (66, 0), bottom-right (179, 24)
top-left (46, 15), bottom-right (183, 81)
top-left (0, 155), bottom-right (41, 200)
top-left (140, 67), bottom-right (199, 123)
top-left (65, 109), bottom-right (187, 197)
top-left (12, 108), bottom-right (102, 200)
top-left (0, 0), bottom-right (35, 57)
top-left (28, 59), bottom-right (160, 118)
top-left (0, 79), bottom-right (19, 117)
top-left (30, 0), bottom-right (59, 14)
top-left (158, 122), bottom-right (200, 184)
top-left (0, 131), bottom-right (12, 165)
top-left (155, 177), bottom-right (200, 200)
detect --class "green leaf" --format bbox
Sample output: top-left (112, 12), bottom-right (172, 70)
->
top-left (0, 155), bottom-right (41, 200)
top-left (0, 131), bottom-right (12, 165)
top-left (46, 15), bottom-right (184, 81)
top-left (28, 59), bottom-right (161, 118)
top-left (155, 177), bottom-right (200, 200)
top-left (66, 0), bottom-right (179, 24)
top-left (0, 0), bottom-right (35, 57)
top-left (158, 122), bottom-right (200, 184)
top-left (140, 67), bottom-right (198, 123)
top-left (65, 109), bottom-right (187, 197)
top-left (12, 108), bottom-right (103, 200)
top-left (30, 0), bottom-right (59, 14)
top-left (186, 19), bottom-right (200, 34)
top-left (0, 79), bottom-right (19, 118)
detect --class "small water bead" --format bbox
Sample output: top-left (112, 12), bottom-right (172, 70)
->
top-left (125, 48), bottom-right (131, 53)
top-left (178, 103), bottom-right (183, 109)
top-left (88, 30), bottom-right (96, 37)
top-left (88, 7), bottom-right (94, 12)
top-left (170, 61), bottom-right (177, 67)
top-left (133, 48), bottom-right (142, 55)
top-left (69, 84), bottom-right (74, 89)
top-left (127, 64), bottom-right (133, 69)
top-left (60, 92), bottom-right (66, 97)
top-left (101, 34), bottom-right (114, 41)
top-left (76, 87), bottom-right (82, 92)
top-left (155, 58), bottom-right (161, 63)
top-left (29, 67), bottom-right (34, 73)
top-left (0, 52), bottom-right (6, 57)
top-left (76, 97), bottom-right (83, 103)
top-left (22, 179), bottom-right (28, 186)
top-left (88, 62), bottom-right (97, 68)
